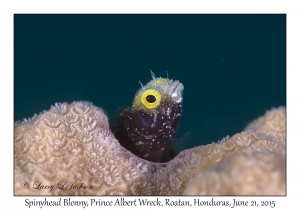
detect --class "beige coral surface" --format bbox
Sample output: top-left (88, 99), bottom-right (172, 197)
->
top-left (14, 102), bottom-right (286, 195)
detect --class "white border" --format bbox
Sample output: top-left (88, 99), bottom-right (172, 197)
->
top-left (1, 0), bottom-right (298, 209)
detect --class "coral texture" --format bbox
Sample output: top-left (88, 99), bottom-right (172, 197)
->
top-left (14, 102), bottom-right (286, 195)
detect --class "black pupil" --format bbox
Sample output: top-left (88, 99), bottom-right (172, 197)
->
top-left (146, 95), bottom-right (156, 103)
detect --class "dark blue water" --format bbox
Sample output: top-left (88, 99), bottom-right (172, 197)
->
top-left (14, 14), bottom-right (286, 151)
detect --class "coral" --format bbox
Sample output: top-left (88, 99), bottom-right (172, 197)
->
top-left (14, 102), bottom-right (286, 195)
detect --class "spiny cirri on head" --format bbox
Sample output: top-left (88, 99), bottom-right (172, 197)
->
top-left (110, 70), bottom-right (184, 163)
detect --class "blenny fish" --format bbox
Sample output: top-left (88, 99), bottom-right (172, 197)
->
top-left (111, 70), bottom-right (184, 163)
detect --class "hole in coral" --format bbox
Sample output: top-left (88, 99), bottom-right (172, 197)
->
top-left (160, 163), bottom-right (167, 168)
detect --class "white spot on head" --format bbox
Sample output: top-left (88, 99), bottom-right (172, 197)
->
top-left (167, 108), bottom-right (171, 115)
top-left (176, 97), bottom-right (182, 103)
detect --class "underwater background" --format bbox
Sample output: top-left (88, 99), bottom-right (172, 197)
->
top-left (14, 14), bottom-right (286, 151)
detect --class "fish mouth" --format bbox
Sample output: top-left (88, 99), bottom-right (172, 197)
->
top-left (134, 130), bottom-right (156, 140)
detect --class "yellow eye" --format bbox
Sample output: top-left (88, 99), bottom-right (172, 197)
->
top-left (141, 89), bottom-right (161, 109)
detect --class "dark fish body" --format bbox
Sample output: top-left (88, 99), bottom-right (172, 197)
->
top-left (111, 73), bottom-right (184, 163)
